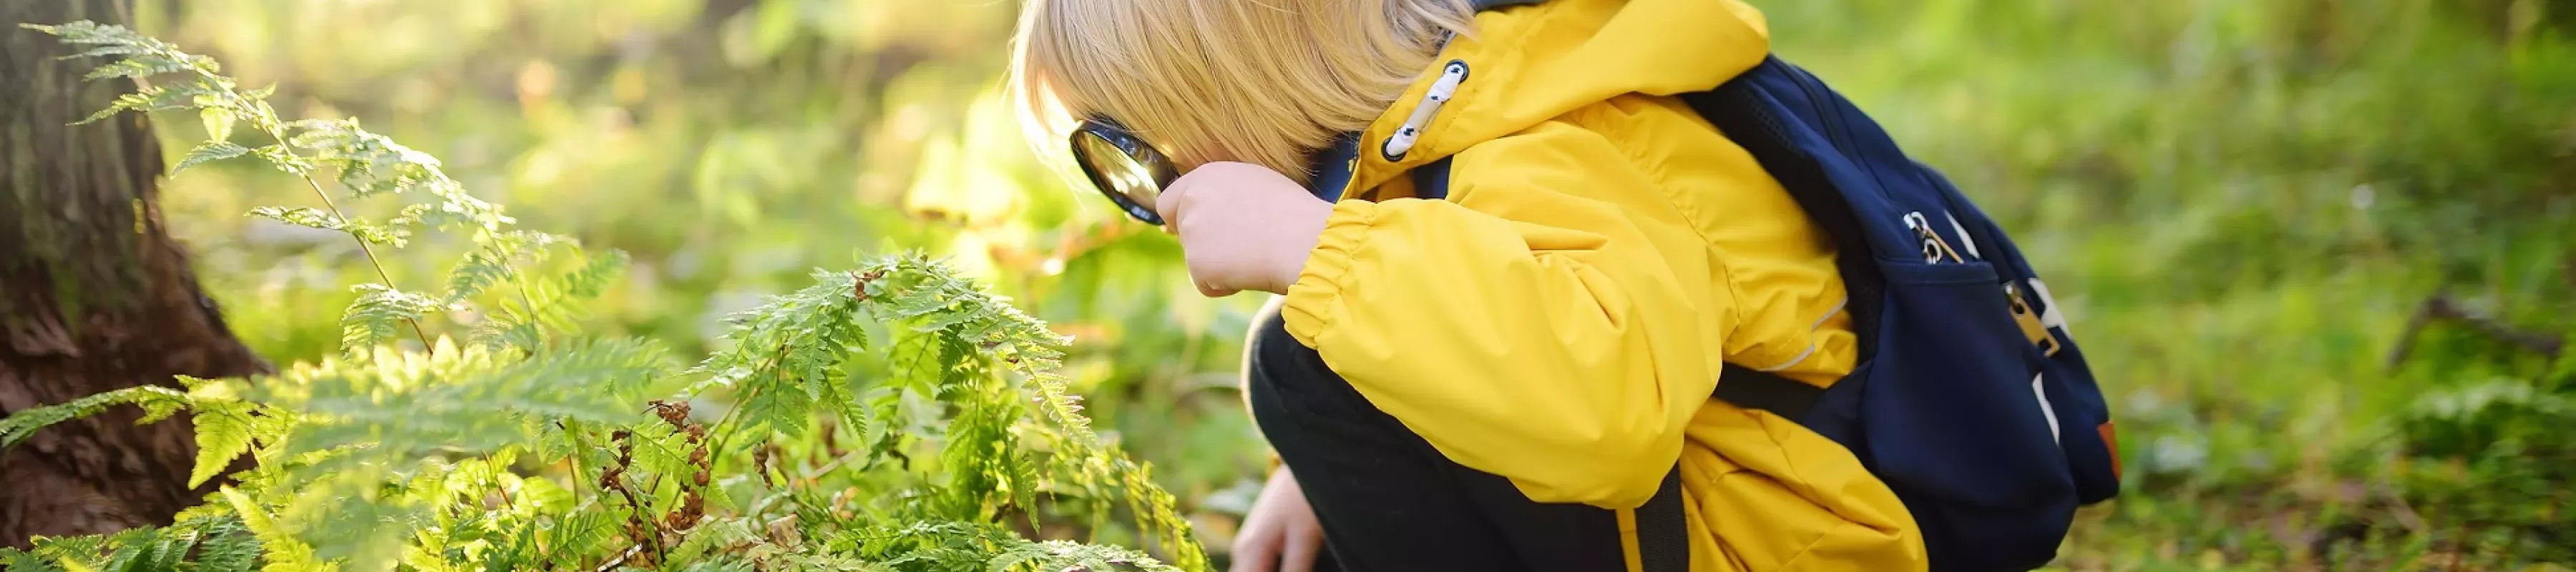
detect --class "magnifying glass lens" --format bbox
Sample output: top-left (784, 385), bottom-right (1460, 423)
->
top-left (1070, 127), bottom-right (1176, 224)
top-left (1075, 134), bottom-right (1158, 206)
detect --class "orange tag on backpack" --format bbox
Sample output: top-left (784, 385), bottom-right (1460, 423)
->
top-left (2098, 422), bottom-right (2121, 480)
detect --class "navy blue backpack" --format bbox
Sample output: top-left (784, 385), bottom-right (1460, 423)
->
top-left (1307, 13), bottom-right (2125, 572)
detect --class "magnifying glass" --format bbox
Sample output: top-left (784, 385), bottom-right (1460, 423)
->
top-left (1068, 119), bottom-right (1179, 225)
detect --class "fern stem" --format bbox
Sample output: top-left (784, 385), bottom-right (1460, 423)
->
top-left (253, 116), bottom-right (435, 355)
top-left (487, 457), bottom-right (519, 510)
top-left (293, 174), bottom-right (433, 352)
top-left (703, 380), bottom-right (765, 461)
top-left (186, 60), bottom-right (429, 351)
top-left (590, 545), bottom-right (644, 572)
top-left (602, 473), bottom-right (662, 559)
top-left (562, 420), bottom-right (595, 498)
top-left (704, 342), bottom-right (786, 459)
top-left (510, 267), bottom-right (543, 347)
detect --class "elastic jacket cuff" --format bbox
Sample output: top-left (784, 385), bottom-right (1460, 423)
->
top-left (1281, 200), bottom-right (1377, 347)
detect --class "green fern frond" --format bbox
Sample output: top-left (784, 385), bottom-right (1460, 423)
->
top-left (20, 23), bottom-right (1216, 572)
top-left (218, 488), bottom-right (319, 572)
top-left (338, 284), bottom-right (444, 354)
top-left (191, 518), bottom-right (265, 572)
top-left (28, 533), bottom-right (111, 572)
top-left (686, 267), bottom-right (873, 440)
top-left (620, 418), bottom-right (691, 480)
top-left (0, 547), bottom-right (59, 572)
top-left (245, 339), bottom-right (667, 498)
top-left (470, 314), bottom-right (544, 355)
top-left (104, 525), bottom-right (190, 572)
top-left (444, 230), bottom-right (560, 302)
top-left (281, 119), bottom-right (511, 235)
top-left (666, 518), bottom-right (766, 563)
top-left (62, 42), bottom-right (152, 59)
top-left (202, 107), bottom-right (239, 142)
top-left (248, 207), bottom-right (404, 247)
top-left (133, 395), bottom-right (190, 425)
top-left (28, 21), bottom-right (245, 132)
top-left (994, 540), bottom-right (1183, 572)
top-left (535, 512), bottom-right (618, 568)
top-left (177, 141), bottom-right (252, 172)
top-left (562, 248), bottom-right (628, 299)
top-left (0, 386), bottom-right (195, 448)
top-left (469, 255), bottom-right (618, 354)
top-left (248, 144), bottom-right (313, 176)
top-left (83, 56), bottom-right (203, 81)
top-left (283, 119), bottom-right (438, 198)
top-left (25, 21), bottom-right (214, 77)
top-left (25, 21), bottom-right (161, 50)
top-left (74, 86), bottom-right (203, 124)
top-left (191, 401), bottom-right (261, 488)
top-left (462, 247), bottom-right (623, 354)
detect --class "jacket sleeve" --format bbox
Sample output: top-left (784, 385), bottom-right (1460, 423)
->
top-left (1279, 122), bottom-right (1729, 510)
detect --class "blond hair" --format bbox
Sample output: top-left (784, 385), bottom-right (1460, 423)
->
top-left (1010, 0), bottom-right (1477, 183)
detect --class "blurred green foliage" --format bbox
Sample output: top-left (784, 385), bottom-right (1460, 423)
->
top-left (99, 0), bottom-right (2576, 568)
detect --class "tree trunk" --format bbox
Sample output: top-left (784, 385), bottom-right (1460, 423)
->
top-left (1, 0), bottom-right (269, 546)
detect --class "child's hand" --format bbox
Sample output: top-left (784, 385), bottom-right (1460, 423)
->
top-left (1230, 466), bottom-right (1324, 572)
top-left (1156, 162), bottom-right (1333, 297)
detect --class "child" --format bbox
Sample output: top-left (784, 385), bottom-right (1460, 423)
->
top-left (1010, 0), bottom-right (1928, 570)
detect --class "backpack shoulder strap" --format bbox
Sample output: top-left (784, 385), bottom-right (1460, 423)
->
top-left (1679, 58), bottom-right (1888, 360)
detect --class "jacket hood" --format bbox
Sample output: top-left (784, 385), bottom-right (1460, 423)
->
top-left (1314, 0), bottom-right (1774, 199)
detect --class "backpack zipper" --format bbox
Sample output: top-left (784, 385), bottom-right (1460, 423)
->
top-left (1785, 69), bottom-right (1857, 161)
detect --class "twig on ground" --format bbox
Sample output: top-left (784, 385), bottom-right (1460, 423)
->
top-left (592, 544), bottom-right (645, 572)
top-left (2385, 292), bottom-right (2565, 370)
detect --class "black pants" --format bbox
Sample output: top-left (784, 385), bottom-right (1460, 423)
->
top-left (1241, 303), bottom-right (1634, 572)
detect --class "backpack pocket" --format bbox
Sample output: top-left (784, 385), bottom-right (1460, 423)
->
top-left (1854, 259), bottom-right (2079, 571)
top-left (1912, 166), bottom-right (2124, 508)
top-left (1864, 260), bottom-right (2075, 507)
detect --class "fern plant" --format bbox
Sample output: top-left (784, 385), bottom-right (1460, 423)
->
top-left (1, 21), bottom-right (1204, 572)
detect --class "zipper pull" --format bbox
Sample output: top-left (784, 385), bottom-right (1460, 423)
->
top-left (1903, 212), bottom-right (1963, 264)
top-left (1381, 60), bottom-right (1470, 161)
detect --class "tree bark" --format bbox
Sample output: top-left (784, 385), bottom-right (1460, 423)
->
top-left (1, 0), bottom-right (269, 546)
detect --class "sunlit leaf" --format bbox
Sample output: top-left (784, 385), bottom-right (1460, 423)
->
top-left (177, 141), bottom-right (250, 172)
top-left (202, 106), bottom-right (237, 142)
top-left (248, 206), bottom-right (404, 246)
top-left (190, 403), bottom-right (257, 488)
top-left (338, 283), bottom-right (443, 354)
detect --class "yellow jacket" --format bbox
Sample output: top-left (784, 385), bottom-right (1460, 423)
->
top-left (1278, 0), bottom-right (1926, 569)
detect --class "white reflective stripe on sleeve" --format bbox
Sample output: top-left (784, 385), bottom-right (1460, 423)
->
top-left (1752, 296), bottom-right (1850, 373)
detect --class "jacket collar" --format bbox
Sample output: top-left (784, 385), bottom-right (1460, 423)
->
top-left (1314, 0), bottom-right (1772, 199)
top-left (1306, 0), bottom-right (1537, 202)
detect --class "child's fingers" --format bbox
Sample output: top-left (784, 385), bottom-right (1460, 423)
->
top-left (1197, 278), bottom-right (1239, 298)
top-left (1230, 528), bottom-right (1281, 572)
top-left (1277, 524), bottom-right (1322, 572)
top-left (1154, 172), bottom-right (1196, 227)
